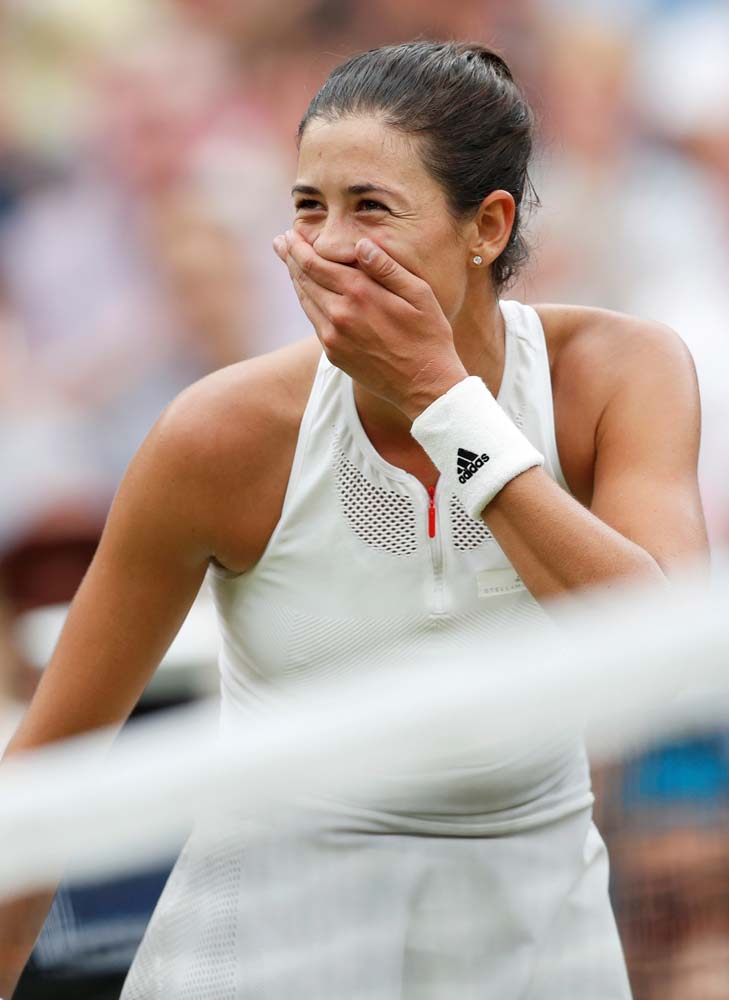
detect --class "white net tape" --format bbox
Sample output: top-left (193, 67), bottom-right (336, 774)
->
top-left (1, 560), bottom-right (726, 890)
top-left (2, 558), bottom-right (728, 997)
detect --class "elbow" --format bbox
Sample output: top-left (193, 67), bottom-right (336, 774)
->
top-left (604, 550), bottom-right (669, 593)
top-left (635, 550), bottom-right (670, 589)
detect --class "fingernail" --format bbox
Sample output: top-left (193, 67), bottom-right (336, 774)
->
top-left (273, 235), bottom-right (285, 255)
top-left (285, 229), bottom-right (293, 244)
top-left (358, 239), bottom-right (378, 263)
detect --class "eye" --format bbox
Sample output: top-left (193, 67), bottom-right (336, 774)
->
top-left (295, 198), bottom-right (323, 211)
top-left (357, 199), bottom-right (389, 212)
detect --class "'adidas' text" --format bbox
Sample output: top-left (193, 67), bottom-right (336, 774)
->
top-left (457, 447), bottom-right (490, 484)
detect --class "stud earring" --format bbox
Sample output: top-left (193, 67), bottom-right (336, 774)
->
top-left (472, 255), bottom-right (483, 265)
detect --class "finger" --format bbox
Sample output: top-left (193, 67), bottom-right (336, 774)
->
top-left (354, 238), bottom-right (428, 306)
top-left (272, 234), bottom-right (287, 260)
top-left (291, 274), bottom-right (337, 346)
top-left (288, 260), bottom-right (335, 328)
top-left (286, 251), bottom-right (342, 321)
top-left (285, 230), bottom-right (352, 295)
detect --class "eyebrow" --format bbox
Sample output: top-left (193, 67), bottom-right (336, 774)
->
top-left (291, 182), bottom-right (402, 201)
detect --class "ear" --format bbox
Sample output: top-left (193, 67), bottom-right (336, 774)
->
top-left (469, 190), bottom-right (516, 267)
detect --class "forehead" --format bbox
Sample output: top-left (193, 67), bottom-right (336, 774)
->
top-left (296, 116), bottom-right (434, 192)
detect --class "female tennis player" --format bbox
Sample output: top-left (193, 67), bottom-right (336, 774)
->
top-left (1, 42), bottom-right (708, 999)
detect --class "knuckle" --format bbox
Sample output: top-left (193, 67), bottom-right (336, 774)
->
top-left (329, 303), bottom-right (350, 328)
top-left (300, 254), bottom-right (317, 275)
top-left (320, 326), bottom-right (338, 352)
top-left (348, 279), bottom-right (366, 303)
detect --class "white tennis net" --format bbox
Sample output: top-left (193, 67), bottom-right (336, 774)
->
top-left (2, 557), bottom-right (728, 997)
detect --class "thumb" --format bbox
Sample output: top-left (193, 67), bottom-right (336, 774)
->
top-left (355, 238), bottom-right (422, 303)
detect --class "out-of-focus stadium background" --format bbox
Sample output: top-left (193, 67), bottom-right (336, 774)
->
top-left (1, 1), bottom-right (728, 998)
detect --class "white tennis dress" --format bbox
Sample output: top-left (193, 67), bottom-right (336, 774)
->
top-left (121, 300), bottom-right (632, 999)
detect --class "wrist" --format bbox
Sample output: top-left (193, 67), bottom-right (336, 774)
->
top-left (400, 361), bottom-right (469, 423)
top-left (410, 375), bottom-right (544, 518)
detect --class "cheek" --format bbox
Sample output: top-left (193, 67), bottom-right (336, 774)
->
top-left (375, 232), bottom-right (433, 281)
top-left (402, 239), bottom-right (467, 316)
top-left (293, 218), bottom-right (320, 244)
top-left (431, 273), bottom-right (468, 320)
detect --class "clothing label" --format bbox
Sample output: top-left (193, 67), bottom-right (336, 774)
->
top-left (476, 567), bottom-right (524, 597)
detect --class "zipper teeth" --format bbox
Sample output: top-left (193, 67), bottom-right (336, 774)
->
top-left (427, 485), bottom-right (436, 539)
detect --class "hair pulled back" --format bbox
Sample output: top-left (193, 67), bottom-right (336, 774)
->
top-left (299, 41), bottom-right (537, 290)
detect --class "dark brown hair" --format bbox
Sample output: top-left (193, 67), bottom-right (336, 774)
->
top-left (298, 40), bottom-right (537, 289)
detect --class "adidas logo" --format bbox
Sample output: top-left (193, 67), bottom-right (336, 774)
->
top-left (457, 447), bottom-right (490, 484)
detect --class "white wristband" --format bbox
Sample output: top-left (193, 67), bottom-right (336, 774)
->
top-left (410, 375), bottom-right (544, 519)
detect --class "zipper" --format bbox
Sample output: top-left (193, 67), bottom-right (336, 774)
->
top-left (427, 485), bottom-right (436, 539)
top-left (425, 481), bottom-right (444, 613)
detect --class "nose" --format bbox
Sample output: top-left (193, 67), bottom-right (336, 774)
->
top-left (312, 214), bottom-right (358, 265)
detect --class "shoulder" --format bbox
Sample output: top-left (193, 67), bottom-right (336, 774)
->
top-left (534, 302), bottom-right (697, 401)
top-left (530, 303), bottom-right (699, 504)
top-left (139, 335), bottom-right (323, 571)
top-left (157, 335), bottom-right (323, 466)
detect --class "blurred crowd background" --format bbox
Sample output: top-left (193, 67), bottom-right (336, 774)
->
top-left (1, 1), bottom-right (728, 998)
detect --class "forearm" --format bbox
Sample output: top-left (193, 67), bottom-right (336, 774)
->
top-left (0, 725), bottom-right (68, 996)
top-left (0, 711), bottom-right (119, 996)
top-left (483, 467), bottom-right (666, 600)
top-left (0, 889), bottom-right (57, 997)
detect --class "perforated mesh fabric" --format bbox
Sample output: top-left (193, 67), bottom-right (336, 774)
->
top-left (449, 496), bottom-right (493, 551)
top-left (335, 450), bottom-right (418, 556)
top-left (121, 834), bottom-right (241, 1000)
top-left (177, 841), bottom-right (240, 999)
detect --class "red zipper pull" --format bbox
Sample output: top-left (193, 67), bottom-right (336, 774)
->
top-left (427, 485), bottom-right (436, 539)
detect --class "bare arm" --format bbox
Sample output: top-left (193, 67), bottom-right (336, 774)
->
top-left (0, 387), bottom-right (222, 994)
top-left (483, 320), bottom-right (709, 596)
top-left (0, 333), bottom-right (317, 997)
top-left (0, 331), bottom-right (321, 994)
top-left (5, 399), bottom-right (220, 753)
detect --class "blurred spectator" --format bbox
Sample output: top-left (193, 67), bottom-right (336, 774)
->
top-left (614, 822), bottom-right (729, 999)
top-left (633, 3), bottom-right (729, 544)
top-left (660, 935), bottom-right (729, 1000)
top-left (87, 28), bottom-right (307, 355)
top-left (169, 0), bottom-right (329, 46)
top-left (0, 27), bottom-right (298, 547)
top-left (148, 192), bottom-right (249, 371)
top-left (521, 12), bottom-right (729, 546)
top-left (602, 734), bottom-right (729, 999)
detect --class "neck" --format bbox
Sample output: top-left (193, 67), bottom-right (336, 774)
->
top-left (353, 292), bottom-right (506, 439)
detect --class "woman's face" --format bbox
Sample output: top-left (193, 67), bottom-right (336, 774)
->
top-left (293, 116), bottom-right (474, 321)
